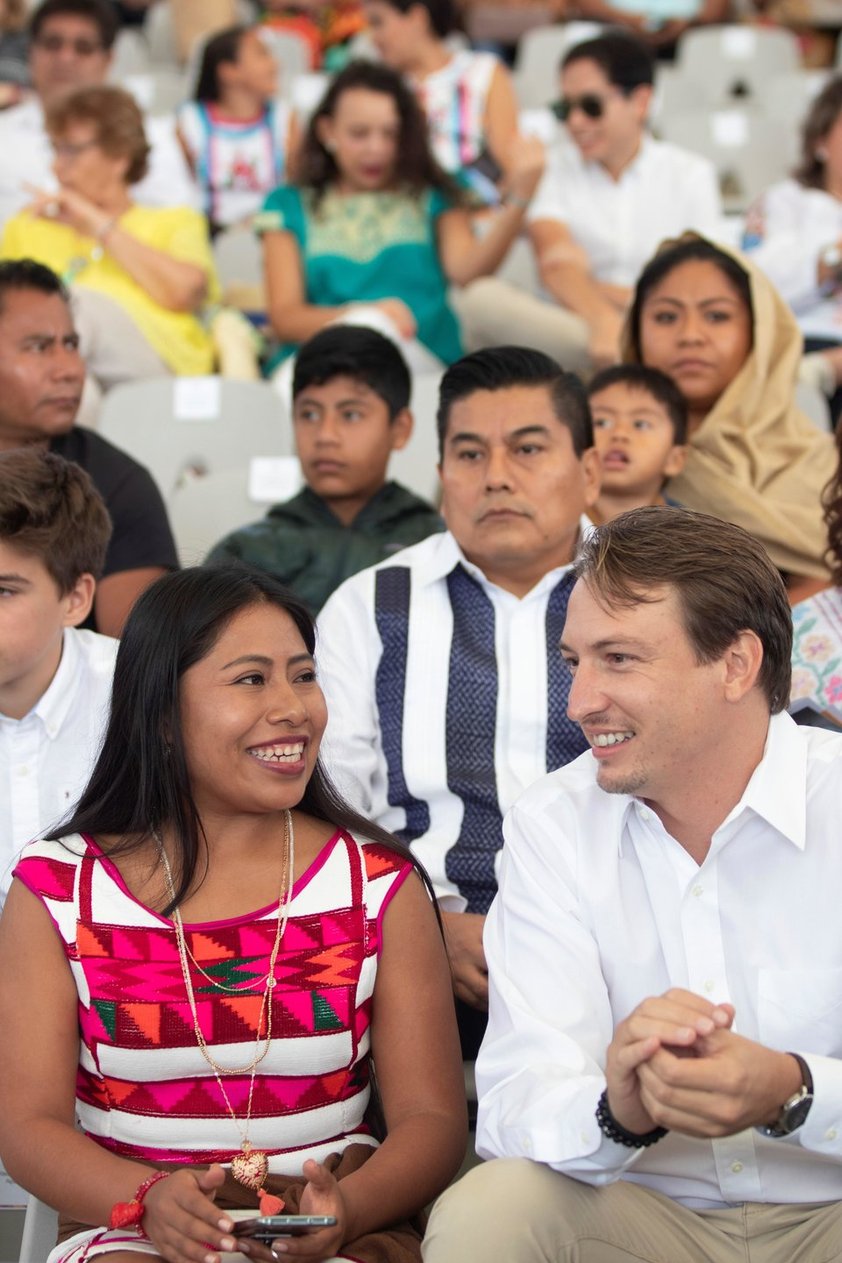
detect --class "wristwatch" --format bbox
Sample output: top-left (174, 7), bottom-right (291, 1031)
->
top-left (757, 1053), bottom-right (813, 1138)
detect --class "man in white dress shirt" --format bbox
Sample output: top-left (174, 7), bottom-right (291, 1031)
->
top-left (317, 346), bottom-right (600, 1056)
top-left (0, 446), bottom-right (117, 906)
top-left (454, 33), bottom-right (721, 372)
top-left (423, 507), bottom-right (842, 1262)
top-left (528, 31), bottom-right (721, 368)
top-left (0, 0), bottom-right (197, 229)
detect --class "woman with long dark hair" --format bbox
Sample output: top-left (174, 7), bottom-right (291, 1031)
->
top-left (625, 232), bottom-right (835, 598)
top-left (178, 26), bottom-right (298, 234)
top-left (0, 564), bottom-right (465, 1263)
top-left (258, 59), bottom-right (543, 373)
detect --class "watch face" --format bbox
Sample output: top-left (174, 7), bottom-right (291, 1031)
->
top-left (782, 1093), bottom-right (813, 1134)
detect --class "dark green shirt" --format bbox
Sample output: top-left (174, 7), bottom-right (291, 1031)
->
top-left (206, 481), bottom-right (444, 614)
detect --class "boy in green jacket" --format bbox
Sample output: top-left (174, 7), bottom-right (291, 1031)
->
top-left (207, 325), bottom-right (443, 612)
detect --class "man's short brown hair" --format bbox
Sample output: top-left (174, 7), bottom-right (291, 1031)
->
top-left (47, 84), bottom-right (150, 185)
top-left (0, 448), bottom-right (111, 592)
top-left (574, 506), bottom-right (792, 713)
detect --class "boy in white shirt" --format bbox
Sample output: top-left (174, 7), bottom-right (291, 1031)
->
top-left (0, 446), bottom-right (117, 905)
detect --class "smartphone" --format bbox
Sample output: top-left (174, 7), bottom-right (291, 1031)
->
top-left (232, 1215), bottom-right (337, 1242)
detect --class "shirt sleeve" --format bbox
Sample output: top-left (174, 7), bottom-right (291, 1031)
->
top-left (316, 575), bottom-right (384, 818)
top-left (527, 147), bottom-right (570, 226)
top-left (102, 456), bottom-right (179, 577)
top-left (742, 181), bottom-right (825, 311)
top-left (476, 797), bottom-right (643, 1183)
top-left (795, 1053), bottom-right (842, 1161)
top-left (254, 185), bottom-right (302, 238)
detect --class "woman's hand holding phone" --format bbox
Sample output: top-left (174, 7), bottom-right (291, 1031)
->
top-left (267, 1159), bottom-right (348, 1258)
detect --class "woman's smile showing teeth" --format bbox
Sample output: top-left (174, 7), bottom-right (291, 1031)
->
top-left (248, 739), bottom-right (307, 769)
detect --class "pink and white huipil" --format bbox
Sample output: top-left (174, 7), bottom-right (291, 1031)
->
top-left (13, 829), bottom-right (411, 1174)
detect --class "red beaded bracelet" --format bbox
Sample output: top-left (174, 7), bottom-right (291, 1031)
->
top-left (109, 1171), bottom-right (170, 1231)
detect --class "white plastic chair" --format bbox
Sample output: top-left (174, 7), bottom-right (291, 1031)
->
top-left (97, 376), bottom-right (293, 502)
top-left (169, 461), bottom-right (303, 565)
top-left (18, 1195), bottom-right (57, 1263)
top-left (657, 107), bottom-right (797, 212)
top-left (513, 21), bottom-right (602, 110)
top-left (675, 24), bottom-right (800, 105)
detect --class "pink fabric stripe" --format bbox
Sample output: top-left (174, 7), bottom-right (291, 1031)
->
top-left (373, 862), bottom-right (413, 960)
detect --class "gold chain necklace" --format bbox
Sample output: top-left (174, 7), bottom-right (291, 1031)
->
top-left (155, 812), bottom-right (294, 1203)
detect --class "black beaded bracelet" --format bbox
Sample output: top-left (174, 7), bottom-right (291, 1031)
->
top-left (596, 1089), bottom-right (668, 1148)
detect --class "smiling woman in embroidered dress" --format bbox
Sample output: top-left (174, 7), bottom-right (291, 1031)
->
top-left (0, 563), bottom-right (465, 1263)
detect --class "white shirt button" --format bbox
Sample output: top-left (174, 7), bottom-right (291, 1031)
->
top-left (704, 980), bottom-right (715, 993)
top-left (638, 807), bottom-right (651, 821)
top-left (731, 1161), bottom-right (743, 1173)
top-left (692, 885), bottom-right (704, 898)
top-left (825, 1128), bottom-right (837, 1141)
top-left (16, 765), bottom-right (29, 777)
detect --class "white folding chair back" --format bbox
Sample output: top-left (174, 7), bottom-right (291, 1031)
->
top-left (675, 25), bottom-right (800, 106)
top-left (513, 22), bottom-right (601, 110)
top-left (657, 107), bottom-right (796, 212)
top-left (97, 377), bottom-right (292, 502)
top-left (169, 463), bottom-right (303, 565)
top-left (764, 69), bottom-right (832, 127)
top-left (19, 1195), bottom-right (58, 1263)
top-left (389, 373), bottom-right (442, 505)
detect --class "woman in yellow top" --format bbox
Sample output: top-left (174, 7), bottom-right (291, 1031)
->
top-left (0, 84), bottom-right (219, 386)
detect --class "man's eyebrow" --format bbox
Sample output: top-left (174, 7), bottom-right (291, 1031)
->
top-left (0, 573), bottom-right (30, 585)
top-left (449, 425), bottom-right (553, 444)
top-left (559, 637), bottom-right (651, 653)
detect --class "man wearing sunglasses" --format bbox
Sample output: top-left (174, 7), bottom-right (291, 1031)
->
top-left (527, 32), bottom-right (721, 368)
top-left (0, 0), bottom-right (197, 227)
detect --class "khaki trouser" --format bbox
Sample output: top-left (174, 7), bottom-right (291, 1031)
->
top-left (451, 278), bottom-right (592, 379)
top-left (422, 1158), bottom-right (842, 1263)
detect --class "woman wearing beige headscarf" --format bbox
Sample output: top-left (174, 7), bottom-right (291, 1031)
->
top-left (624, 232), bottom-right (834, 595)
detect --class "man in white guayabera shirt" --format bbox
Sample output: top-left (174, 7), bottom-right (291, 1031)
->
top-left (317, 346), bottom-right (600, 1061)
top-left (423, 507), bottom-right (842, 1263)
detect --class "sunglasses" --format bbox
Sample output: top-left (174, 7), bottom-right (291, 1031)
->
top-left (552, 93), bottom-right (608, 123)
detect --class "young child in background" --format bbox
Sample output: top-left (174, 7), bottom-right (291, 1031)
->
top-left (0, 447), bottom-right (116, 907)
top-left (587, 363), bottom-right (688, 524)
top-left (178, 25), bottom-right (298, 233)
top-left (207, 325), bottom-right (443, 611)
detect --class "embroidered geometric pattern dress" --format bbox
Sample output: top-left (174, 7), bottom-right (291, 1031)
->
top-left (13, 830), bottom-right (411, 1175)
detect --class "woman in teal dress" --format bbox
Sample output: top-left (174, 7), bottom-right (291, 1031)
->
top-left (258, 60), bottom-right (543, 371)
